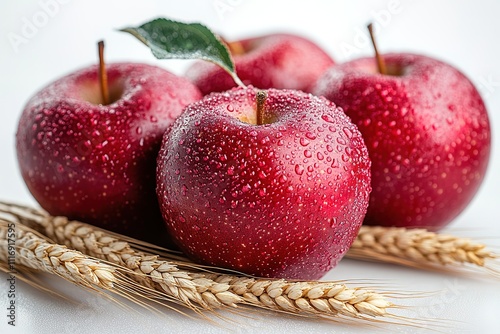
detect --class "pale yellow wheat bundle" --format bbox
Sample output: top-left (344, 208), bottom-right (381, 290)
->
top-left (0, 219), bottom-right (168, 313)
top-left (0, 201), bottom-right (400, 321)
top-left (0, 219), bottom-right (116, 290)
top-left (0, 220), bottom-right (230, 315)
top-left (347, 225), bottom-right (499, 276)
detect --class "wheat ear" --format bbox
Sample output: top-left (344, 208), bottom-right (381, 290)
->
top-left (0, 219), bottom-right (116, 290)
top-left (347, 226), bottom-right (499, 275)
top-left (0, 201), bottom-right (398, 320)
top-left (0, 219), bottom-right (233, 316)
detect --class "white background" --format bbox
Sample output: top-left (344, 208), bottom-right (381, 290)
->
top-left (1, 0), bottom-right (499, 333)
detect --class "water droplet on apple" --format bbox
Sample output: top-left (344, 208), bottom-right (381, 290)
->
top-left (299, 138), bottom-right (310, 146)
top-left (295, 164), bottom-right (304, 175)
top-left (241, 184), bottom-right (251, 193)
top-left (336, 137), bottom-right (346, 145)
top-left (304, 150), bottom-right (312, 158)
top-left (342, 127), bottom-right (353, 138)
top-left (305, 132), bottom-right (317, 140)
top-left (321, 114), bottom-right (335, 123)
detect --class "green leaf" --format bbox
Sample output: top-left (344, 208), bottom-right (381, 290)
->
top-left (120, 18), bottom-right (244, 87)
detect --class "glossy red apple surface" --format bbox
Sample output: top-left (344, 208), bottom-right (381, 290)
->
top-left (16, 62), bottom-right (202, 245)
top-left (186, 34), bottom-right (334, 95)
top-left (314, 53), bottom-right (491, 230)
top-left (156, 86), bottom-right (371, 279)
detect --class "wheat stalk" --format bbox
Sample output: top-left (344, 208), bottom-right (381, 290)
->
top-left (0, 219), bottom-right (225, 316)
top-left (347, 226), bottom-right (499, 275)
top-left (0, 219), bottom-right (116, 290)
top-left (0, 201), bottom-right (398, 321)
top-left (6, 200), bottom-right (496, 276)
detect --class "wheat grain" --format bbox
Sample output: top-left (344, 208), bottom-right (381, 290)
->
top-left (0, 220), bottom-right (116, 291)
top-left (0, 201), bottom-right (398, 320)
top-left (0, 220), bottom-right (115, 289)
top-left (346, 225), bottom-right (499, 274)
top-left (0, 219), bottom-right (219, 316)
top-left (201, 274), bottom-right (393, 317)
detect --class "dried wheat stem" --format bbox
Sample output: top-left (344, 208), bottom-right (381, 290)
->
top-left (198, 273), bottom-right (392, 317)
top-left (0, 220), bottom-right (217, 315)
top-left (0, 220), bottom-right (115, 290)
top-left (43, 215), bottom-right (394, 317)
top-left (347, 226), bottom-right (498, 271)
top-left (0, 201), bottom-right (396, 320)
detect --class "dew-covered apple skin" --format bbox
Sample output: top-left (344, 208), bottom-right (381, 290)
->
top-left (314, 53), bottom-right (491, 230)
top-left (16, 63), bottom-right (202, 245)
top-left (156, 86), bottom-right (371, 279)
top-left (186, 34), bottom-right (334, 95)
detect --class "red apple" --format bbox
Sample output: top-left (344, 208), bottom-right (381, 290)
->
top-left (16, 62), bottom-right (202, 245)
top-left (156, 86), bottom-right (371, 279)
top-left (185, 33), bottom-right (334, 95)
top-left (313, 53), bottom-right (491, 230)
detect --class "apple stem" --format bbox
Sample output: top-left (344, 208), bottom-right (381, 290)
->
top-left (256, 90), bottom-right (267, 125)
top-left (367, 23), bottom-right (387, 75)
top-left (98, 40), bottom-right (110, 105)
top-left (227, 41), bottom-right (245, 56)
